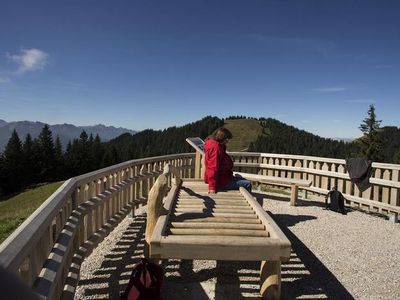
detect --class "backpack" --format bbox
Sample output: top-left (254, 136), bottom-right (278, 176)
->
top-left (327, 190), bottom-right (346, 214)
top-left (120, 258), bottom-right (164, 300)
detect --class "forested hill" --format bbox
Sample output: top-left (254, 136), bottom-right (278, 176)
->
top-left (105, 116), bottom-right (357, 162)
top-left (106, 116), bottom-right (400, 164)
top-left (248, 118), bottom-right (358, 158)
top-left (105, 116), bottom-right (224, 162)
top-left (249, 118), bottom-right (400, 163)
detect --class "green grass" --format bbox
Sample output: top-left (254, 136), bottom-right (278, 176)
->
top-left (224, 119), bottom-right (264, 152)
top-left (0, 182), bottom-right (64, 244)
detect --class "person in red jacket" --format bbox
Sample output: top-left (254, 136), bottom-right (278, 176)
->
top-left (204, 127), bottom-right (251, 194)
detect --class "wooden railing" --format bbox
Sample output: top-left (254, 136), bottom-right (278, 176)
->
top-left (0, 153), bottom-right (194, 300)
top-left (1, 151), bottom-right (399, 299)
top-left (230, 152), bottom-right (400, 220)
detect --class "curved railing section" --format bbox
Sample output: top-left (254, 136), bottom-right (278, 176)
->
top-left (230, 152), bottom-right (400, 218)
top-left (0, 153), bottom-right (194, 300)
top-left (0, 151), bottom-right (399, 299)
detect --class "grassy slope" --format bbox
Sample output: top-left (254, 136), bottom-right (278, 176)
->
top-left (0, 182), bottom-right (63, 244)
top-left (224, 119), bottom-right (263, 152)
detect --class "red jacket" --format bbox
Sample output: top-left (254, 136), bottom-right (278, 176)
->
top-left (204, 138), bottom-right (233, 191)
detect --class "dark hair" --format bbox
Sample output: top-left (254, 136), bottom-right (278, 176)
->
top-left (211, 127), bottom-right (233, 142)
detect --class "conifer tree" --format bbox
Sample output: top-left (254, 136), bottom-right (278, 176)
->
top-left (54, 135), bottom-right (64, 179)
top-left (393, 150), bottom-right (400, 164)
top-left (1, 130), bottom-right (24, 193)
top-left (37, 125), bottom-right (56, 181)
top-left (78, 130), bottom-right (92, 174)
top-left (102, 146), bottom-right (120, 167)
top-left (357, 104), bottom-right (384, 162)
top-left (64, 140), bottom-right (76, 177)
top-left (22, 133), bottom-right (38, 185)
top-left (92, 134), bottom-right (104, 169)
top-left (0, 154), bottom-right (4, 195)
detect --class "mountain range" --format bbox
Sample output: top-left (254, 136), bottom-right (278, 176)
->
top-left (0, 119), bottom-right (136, 152)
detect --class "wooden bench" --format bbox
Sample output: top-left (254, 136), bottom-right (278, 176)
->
top-left (145, 171), bottom-right (291, 300)
top-left (234, 172), bottom-right (312, 206)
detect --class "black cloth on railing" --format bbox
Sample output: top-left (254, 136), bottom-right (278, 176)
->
top-left (345, 157), bottom-right (372, 192)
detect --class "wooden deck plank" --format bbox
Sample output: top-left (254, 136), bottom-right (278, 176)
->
top-left (176, 204), bottom-right (251, 209)
top-left (172, 212), bottom-right (259, 218)
top-left (170, 216), bottom-right (262, 224)
top-left (174, 208), bottom-right (255, 214)
top-left (169, 228), bottom-right (269, 237)
top-left (170, 221), bottom-right (265, 230)
top-left (178, 195), bottom-right (245, 199)
top-left (177, 198), bottom-right (247, 202)
top-left (152, 236), bottom-right (287, 261)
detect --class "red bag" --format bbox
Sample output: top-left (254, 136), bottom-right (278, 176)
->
top-left (120, 258), bottom-right (164, 300)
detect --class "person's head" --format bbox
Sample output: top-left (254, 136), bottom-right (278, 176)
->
top-left (211, 127), bottom-right (233, 143)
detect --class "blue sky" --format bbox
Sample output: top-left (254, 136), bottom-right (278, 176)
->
top-left (0, 0), bottom-right (399, 138)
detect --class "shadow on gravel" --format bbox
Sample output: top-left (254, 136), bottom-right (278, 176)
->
top-left (77, 214), bottom-right (147, 299)
top-left (270, 213), bottom-right (355, 300)
top-left (161, 259), bottom-right (261, 299)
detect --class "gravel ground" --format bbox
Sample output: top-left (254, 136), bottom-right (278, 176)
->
top-left (74, 193), bottom-right (400, 300)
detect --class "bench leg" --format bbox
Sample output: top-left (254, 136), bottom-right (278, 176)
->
top-left (260, 260), bottom-right (281, 300)
top-left (389, 212), bottom-right (399, 223)
top-left (290, 185), bottom-right (298, 206)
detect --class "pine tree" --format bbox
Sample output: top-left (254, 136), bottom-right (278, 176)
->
top-left (356, 104), bottom-right (384, 162)
top-left (54, 136), bottom-right (64, 180)
top-left (92, 134), bottom-right (105, 169)
top-left (64, 141), bottom-right (76, 177)
top-left (78, 130), bottom-right (92, 174)
top-left (1, 130), bottom-right (24, 193)
top-left (393, 149), bottom-right (400, 164)
top-left (0, 154), bottom-right (4, 195)
top-left (22, 133), bottom-right (38, 185)
top-left (37, 125), bottom-right (56, 182)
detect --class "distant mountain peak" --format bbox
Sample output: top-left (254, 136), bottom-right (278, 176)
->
top-left (0, 120), bottom-right (136, 152)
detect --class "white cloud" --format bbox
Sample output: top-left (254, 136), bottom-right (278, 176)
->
top-left (7, 48), bottom-right (49, 74)
top-left (312, 86), bottom-right (348, 92)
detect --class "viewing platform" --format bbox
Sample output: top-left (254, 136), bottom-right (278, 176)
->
top-left (1, 152), bottom-right (399, 299)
